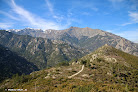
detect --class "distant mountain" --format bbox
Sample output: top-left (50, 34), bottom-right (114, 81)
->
top-left (1, 45), bottom-right (137, 91)
top-left (9, 27), bottom-right (138, 56)
top-left (0, 30), bottom-right (88, 69)
top-left (0, 44), bottom-right (38, 81)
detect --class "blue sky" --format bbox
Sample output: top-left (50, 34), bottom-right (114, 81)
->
top-left (0, 0), bottom-right (138, 42)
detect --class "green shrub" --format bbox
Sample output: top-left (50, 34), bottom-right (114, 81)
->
top-left (113, 74), bottom-right (117, 77)
top-left (75, 84), bottom-right (95, 92)
top-left (57, 61), bottom-right (69, 66)
top-left (81, 60), bottom-right (87, 65)
top-left (96, 58), bottom-right (104, 63)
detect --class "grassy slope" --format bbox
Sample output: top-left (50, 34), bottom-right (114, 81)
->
top-left (0, 65), bottom-right (131, 92)
top-left (0, 45), bottom-right (137, 92)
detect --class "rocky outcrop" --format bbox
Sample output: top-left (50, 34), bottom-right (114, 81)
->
top-left (9, 27), bottom-right (138, 56)
top-left (0, 30), bottom-right (88, 69)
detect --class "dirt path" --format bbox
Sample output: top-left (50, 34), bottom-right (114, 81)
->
top-left (68, 65), bottom-right (84, 78)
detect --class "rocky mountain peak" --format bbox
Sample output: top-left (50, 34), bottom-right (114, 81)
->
top-left (84, 27), bottom-right (92, 30)
top-left (7, 27), bottom-right (138, 56)
top-left (69, 26), bottom-right (79, 29)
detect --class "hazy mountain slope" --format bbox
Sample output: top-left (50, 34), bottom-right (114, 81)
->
top-left (59, 27), bottom-right (138, 56)
top-left (10, 28), bottom-right (46, 38)
top-left (1, 45), bottom-right (137, 91)
top-left (0, 44), bottom-right (38, 82)
top-left (9, 27), bottom-right (138, 56)
top-left (0, 30), bottom-right (88, 69)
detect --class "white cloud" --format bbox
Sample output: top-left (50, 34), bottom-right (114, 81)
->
top-left (114, 30), bottom-right (138, 43)
top-left (0, 10), bottom-right (19, 20)
top-left (121, 11), bottom-right (138, 26)
top-left (132, 39), bottom-right (138, 43)
top-left (44, 0), bottom-right (80, 28)
top-left (5, 0), bottom-right (64, 30)
top-left (129, 11), bottom-right (138, 22)
top-left (45, 0), bottom-right (53, 14)
top-left (0, 23), bottom-right (13, 29)
top-left (45, 0), bottom-right (63, 22)
top-left (121, 22), bottom-right (133, 26)
top-left (106, 29), bottom-right (138, 43)
top-left (106, 30), bottom-right (113, 32)
top-left (0, 0), bottom-right (78, 30)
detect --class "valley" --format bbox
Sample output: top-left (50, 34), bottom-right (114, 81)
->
top-left (0, 0), bottom-right (138, 91)
top-left (0, 43), bottom-right (137, 92)
top-left (0, 28), bottom-right (137, 92)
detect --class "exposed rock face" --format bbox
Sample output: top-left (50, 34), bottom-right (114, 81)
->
top-left (0, 30), bottom-right (88, 69)
top-left (9, 27), bottom-right (138, 56)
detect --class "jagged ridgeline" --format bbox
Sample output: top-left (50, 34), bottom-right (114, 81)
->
top-left (9, 27), bottom-right (138, 56)
top-left (0, 30), bottom-right (88, 70)
top-left (0, 45), bottom-right (137, 91)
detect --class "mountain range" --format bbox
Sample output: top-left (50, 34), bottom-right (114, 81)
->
top-left (0, 27), bottom-right (138, 91)
top-left (0, 30), bottom-right (87, 70)
top-left (0, 45), bottom-right (137, 91)
top-left (9, 27), bottom-right (138, 56)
